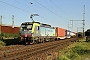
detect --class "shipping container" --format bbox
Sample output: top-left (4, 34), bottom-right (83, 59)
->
top-left (12, 27), bottom-right (20, 33)
top-left (70, 32), bottom-right (76, 37)
top-left (65, 30), bottom-right (71, 38)
top-left (56, 27), bottom-right (65, 39)
top-left (0, 25), bottom-right (20, 34)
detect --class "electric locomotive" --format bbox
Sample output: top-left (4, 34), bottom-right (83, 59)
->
top-left (19, 22), bottom-right (56, 44)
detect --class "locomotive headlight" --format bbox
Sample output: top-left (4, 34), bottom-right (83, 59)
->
top-left (32, 34), bottom-right (34, 37)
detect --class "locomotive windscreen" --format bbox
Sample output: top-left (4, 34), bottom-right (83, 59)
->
top-left (20, 24), bottom-right (33, 31)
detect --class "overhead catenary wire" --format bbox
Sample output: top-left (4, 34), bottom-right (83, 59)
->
top-left (25, 0), bottom-right (67, 25)
top-left (24, 0), bottom-right (44, 12)
top-left (0, 0), bottom-right (66, 20)
top-left (33, 0), bottom-right (62, 18)
top-left (43, 0), bottom-right (58, 13)
top-left (14, 0), bottom-right (38, 14)
top-left (14, 0), bottom-right (30, 8)
top-left (0, 0), bottom-right (49, 21)
top-left (43, 0), bottom-right (50, 6)
top-left (50, 0), bottom-right (71, 20)
top-left (0, 0), bottom-right (70, 23)
top-left (24, 0), bottom-right (50, 20)
top-left (0, 1), bottom-right (31, 13)
top-left (46, 0), bottom-right (71, 21)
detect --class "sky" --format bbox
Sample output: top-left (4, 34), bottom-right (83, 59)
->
top-left (0, 0), bottom-right (90, 32)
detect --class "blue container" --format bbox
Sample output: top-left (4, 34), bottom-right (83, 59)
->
top-left (65, 30), bottom-right (71, 38)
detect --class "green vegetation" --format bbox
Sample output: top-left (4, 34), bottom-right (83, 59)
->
top-left (58, 40), bottom-right (90, 60)
top-left (85, 29), bottom-right (90, 42)
top-left (0, 32), bottom-right (20, 46)
top-left (85, 29), bottom-right (90, 36)
top-left (77, 32), bottom-right (83, 37)
top-left (0, 32), bottom-right (20, 39)
top-left (0, 40), bottom-right (6, 46)
top-left (58, 55), bottom-right (70, 60)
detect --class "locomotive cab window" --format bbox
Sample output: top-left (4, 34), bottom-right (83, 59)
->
top-left (21, 24), bottom-right (33, 30)
top-left (27, 25), bottom-right (32, 30)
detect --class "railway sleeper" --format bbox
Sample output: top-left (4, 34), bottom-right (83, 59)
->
top-left (4, 53), bottom-right (30, 60)
top-left (4, 49), bottom-right (29, 58)
top-left (5, 49), bottom-right (37, 60)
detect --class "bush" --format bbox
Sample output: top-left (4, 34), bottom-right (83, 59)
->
top-left (86, 36), bottom-right (90, 42)
top-left (0, 40), bottom-right (6, 46)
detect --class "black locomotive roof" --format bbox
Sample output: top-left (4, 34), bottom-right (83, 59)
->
top-left (21, 22), bottom-right (51, 27)
top-left (21, 22), bottom-right (40, 25)
top-left (40, 23), bottom-right (51, 27)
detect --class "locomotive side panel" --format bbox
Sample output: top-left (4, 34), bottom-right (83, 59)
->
top-left (40, 27), bottom-right (46, 36)
top-left (40, 27), bottom-right (56, 36)
top-left (45, 27), bottom-right (55, 36)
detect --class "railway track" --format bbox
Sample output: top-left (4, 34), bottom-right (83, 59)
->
top-left (0, 38), bottom-right (79, 60)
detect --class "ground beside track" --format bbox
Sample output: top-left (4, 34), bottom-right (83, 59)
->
top-left (58, 38), bottom-right (90, 60)
top-left (0, 38), bottom-right (79, 60)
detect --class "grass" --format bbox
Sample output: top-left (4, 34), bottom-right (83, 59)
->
top-left (75, 54), bottom-right (90, 60)
top-left (58, 38), bottom-right (90, 60)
